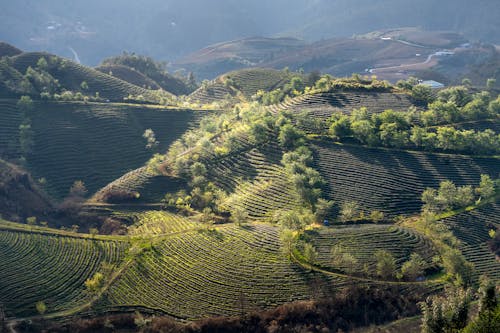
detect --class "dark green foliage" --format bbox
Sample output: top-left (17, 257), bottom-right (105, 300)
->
top-left (101, 53), bottom-right (194, 95)
top-left (420, 287), bottom-right (471, 333)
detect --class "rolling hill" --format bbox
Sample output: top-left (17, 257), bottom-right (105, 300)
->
top-left (0, 42), bottom-right (499, 331)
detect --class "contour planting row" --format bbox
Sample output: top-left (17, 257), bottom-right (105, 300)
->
top-left (441, 202), bottom-right (500, 282)
top-left (188, 80), bottom-right (234, 104)
top-left (28, 102), bottom-right (205, 198)
top-left (10, 52), bottom-right (167, 103)
top-left (0, 99), bottom-right (21, 155)
top-left (0, 230), bottom-right (128, 318)
top-left (267, 91), bottom-right (416, 119)
top-left (224, 68), bottom-right (291, 98)
top-left (106, 224), bottom-right (350, 319)
top-left (311, 141), bottom-right (500, 218)
top-left (304, 225), bottom-right (437, 277)
top-left (126, 210), bottom-right (197, 236)
top-left (206, 142), bottom-right (301, 220)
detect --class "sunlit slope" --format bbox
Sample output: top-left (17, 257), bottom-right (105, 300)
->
top-left (0, 222), bottom-right (128, 318)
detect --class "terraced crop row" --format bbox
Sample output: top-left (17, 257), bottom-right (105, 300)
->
top-left (0, 230), bottom-right (128, 318)
top-left (441, 202), bottom-right (500, 282)
top-left (127, 210), bottom-right (197, 235)
top-left (312, 140), bottom-right (500, 218)
top-left (0, 99), bottom-right (21, 156)
top-left (92, 166), bottom-right (187, 203)
top-left (10, 52), bottom-right (168, 103)
top-left (27, 102), bottom-right (206, 198)
top-left (224, 68), bottom-right (291, 98)
top-left (106, 224), bottom-right (349, 319)
top-left (188, 79), bottom-right (234, 105)
top-left (304, 225), bottom-right (437, 276)
top-left (206, 141), bottom-right (301, 220)
top-left (267, 91), bottom-right (416, 119)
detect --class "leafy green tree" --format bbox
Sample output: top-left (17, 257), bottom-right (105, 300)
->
top-left (231, 207), bottom-right (249, 226)
top-left (369, 210), bottom-right (385, 223)
top-left (278, 124), bottom-right (304, 149)
top-left (142, 128), bottom-right (159, 149)
top-left (329, 115), bottom-right (351, 139)
top-left (351, 120), bottom-right (378, 145)
top-left (441, 248), bottom-right (475, 286)
top-left (421, 287), bottom-right (471, 333)
top-left (35, 301), bottom-right (47, 315)
top-left (314, 198), bottom-right (334, 223)
top-left (303, 243), bottom-right (318, 266)
top-left (19, 122), bottom-right (34, 156)
top-left (280, 229), bottom-right (295, 259)
top-left (412, 84), bottom-right (433, 104)
top-left (463, 276), bottom-right (500, 333)
top-left (375, 249), bottom-right (396, 279)
top-left (401, 253), bottom-right (425, 280)
top-left (339, 201), bottom-right (360, 222)
top-left (476, 174), bottom-right (496, 199)
top-left (85, 272), bottom-right (104, 294)
top-left (69, 180), bottom-right (88, 198)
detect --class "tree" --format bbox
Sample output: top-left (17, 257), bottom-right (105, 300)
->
top-left (278, 124), bottom-right (304, 149)
top-left (35, 301), bottom-right (47, 315)
top-left (280, 229), bottom-right (295, 260)
top-left (412, 85), bottom-right (433, 104)
top-left (19, 122), bottom-right (34, 156)
top-left (142, 128), bottom-right (159, 149)
top-left (375, 249), bottom-right (396, 279)
top-left (85, 272), bottom-right (104, 294)
top-left (401, 253), bottom-right (425, 280)
top-left (339, 201), bottom-right (359, 222)
top-left (17, 95), bottom-right (34, 115)
top-left (89, 228), bottom-right (99, 238)
top-left (303, 243), bottom-right (318, 266)
top-left (331, 245), bottom-right (358, 274)
top-left (441, 248), bottom-right (475, 286)
top-left (329, 115), bottom-right (351, 139)
top-left (421, 287), bottom-right (471, 333)
top-left (314, 198), bottom-right (334, 223)
top-left (370, 210), bottom-right (384, 223)
top-left (463, 276), bottom-right (500, 333)
top-left (231, 206), bottom-right (249, 226)
top-left (486, 78), bottom-right (496, 90)
top-left (476, 174), bottom-right (495, 199)
top-left (69, 180), bottom-right (88, 198)
top-left (26, 216), bottom-right (37, 227)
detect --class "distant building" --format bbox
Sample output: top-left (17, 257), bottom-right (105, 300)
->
top-left (420, 80), bottom-right (445, 89)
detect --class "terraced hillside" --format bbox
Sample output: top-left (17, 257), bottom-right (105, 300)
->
top-left (311, 141), bottom-right (500, 218)
top-left (104, 224), bottom-right (345, 319)
top-left (92, 166), bottom-right (187, 204)
top-left (441, 202), bottom-right (500, 282)
top-left (188, 78), bottom-right (234, 105)
top-left (96, 64), bottom-right (161, 90)
top-left (205, 142), bottom-right (301, 220)
top-left (24, 101), bottom-right (208, 198)
top-left (303, 225), bottom-right (438, 277)
top-left (268, 91), bottom-right (416, 120)
top-left (0, 99), bottom-right (21, 156)
top-left (10, 52), bottom-right (170, 103)
top-left (222, 68), bottom-right (292, 98)
top-left (0, 222), bottom-right (128, 318)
